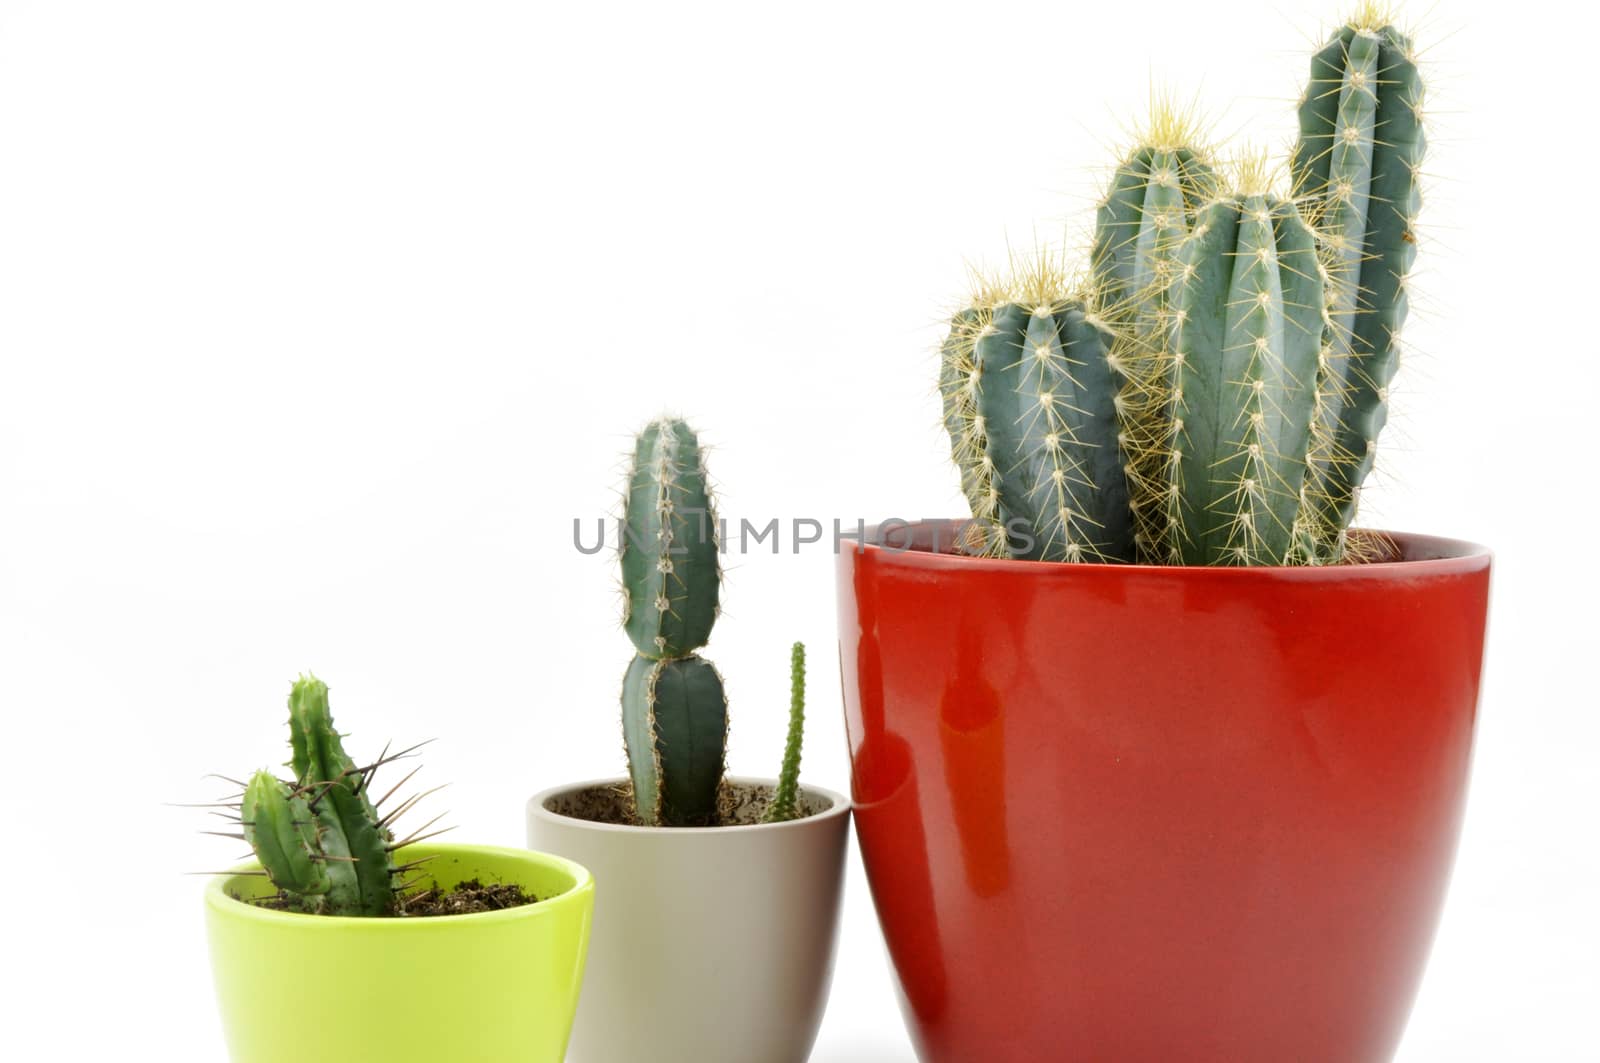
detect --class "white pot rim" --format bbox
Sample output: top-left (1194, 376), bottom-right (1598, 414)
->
top-left (526, 775), bottom-right (851, 836)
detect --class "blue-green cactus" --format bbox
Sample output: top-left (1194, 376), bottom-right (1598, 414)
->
top-left (1091, 101), bottom-right (1220, 333)
top-left (615, 417), bottom-right (811, 826)
top-left (940, 8), bottom-right (1426, 567)
top-left (621, 418), bottom-right (721, 660)
top-left (1292, 4), bottom-right (1425, 557)
top-left (1160, 163), bottom-right (1329, 565)
top-left (939, 257), bottom-right (1136, 563)
top-left (622, 652), bottom-right (728, 826)
top-left (1090, 103), bottom-right (1221, 559)
top-left (619, 417), bottom-right (727, 825)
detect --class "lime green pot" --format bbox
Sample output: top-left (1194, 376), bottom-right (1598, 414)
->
top-left (205, 842), bottom-right (593, 1063)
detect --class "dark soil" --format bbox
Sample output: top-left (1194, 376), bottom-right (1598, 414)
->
top-left (393, 878), bottom-right (538, 917)
top-left (544, 778), bottom-right (831, 827)
top-left (244, 877), bottom-right (539, 917)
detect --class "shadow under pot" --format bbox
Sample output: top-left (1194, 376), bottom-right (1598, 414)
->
top-left (526, 776), bottom-right (851, 1063)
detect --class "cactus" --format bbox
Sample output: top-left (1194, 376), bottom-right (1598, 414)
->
top-left (763, 642), bottom-right (807, 824)
top-left (938, 256), bottom-right (1136, 563)
top-left (1158, 160), bottom-right (1329, 564)
top-left (1091, 99), bottom-right (1220, 333)
top-left (1090, 102), bottom-right (1220, 560)
top-left (1291, 3), bottom-right (1425, 557)
top-left (939, 6), bottom-right (1424, 567)
top-left (621, 417), bottom-right (720, 659)
top-left (220, 675), bottom-right (443, 916)
top-left (622, 652), bottom-right (728, 826)
top-left (619, 417), bottom-right (728, 826)
top-left (614, 417), bottom-right (811, 827)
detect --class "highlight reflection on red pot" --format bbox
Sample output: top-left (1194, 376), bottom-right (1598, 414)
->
top-left (838, 521), bottom-right (1490, 1063)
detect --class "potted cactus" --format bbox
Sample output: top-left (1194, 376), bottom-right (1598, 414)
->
top-left (527, 416), bottom-right (851, 1063)
top-left (201, 675), bottom-right (594, 1063)
top-left (839, 8), bottom-right (1491, 1063)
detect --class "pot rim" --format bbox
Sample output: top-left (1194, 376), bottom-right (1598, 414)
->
top-left (204, 841), bottom-right (594, 928)
top-left (527, 775), bottom-right (852, 836)
top-left (847, 521), bottom-right (1490, 579)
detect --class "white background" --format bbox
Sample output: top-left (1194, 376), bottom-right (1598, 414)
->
top-left (2, 1), bottom-right (1594, 1059)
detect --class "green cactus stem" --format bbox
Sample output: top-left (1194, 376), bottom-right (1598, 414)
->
top-left (622, 653), bottom-right (728, 827)
top-left (763, 642), bottom-right (807, 824)
top-left (240, 771), bottom-right (331, 909)
top-left (1090, 102), bottom-right (1220, 561)
top-left (618, 416), bottom-right (730, 826)
top-left (219, 674), bottom-right (443, 915)
top-left (939, 257), bottom-right (1136, 563)
top-left (1092, 100), bottom-right (1219, 332)
top-left (283, 674), bottom-right (398, 915)
top-left (621, 417), bottom-right (720, 660)
top-left (1158, 160), bottom-right (1328, 565)
top-left (1291, 4), bottom-right (1425, 556)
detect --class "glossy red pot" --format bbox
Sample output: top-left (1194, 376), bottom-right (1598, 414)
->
top-left (837, 521), bottom-right (1491, 1063)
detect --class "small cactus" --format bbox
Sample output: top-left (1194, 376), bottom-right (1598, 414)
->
top-left (615, 417), bottom-right (810, 827)
top-left (763, 643), bottom-right (807, 824)
top-left (1090, 102), bottom-right (1220, 558)
top-left (938, 256), bottom-right (1135, 563)
top-left (211, 675), bottom-right (443, 916)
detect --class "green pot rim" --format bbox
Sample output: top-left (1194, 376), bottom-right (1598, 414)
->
top-left (204, 841), bottom-right (594, 929)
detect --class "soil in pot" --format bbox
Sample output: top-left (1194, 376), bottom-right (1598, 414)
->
top-left (238, 876), bottom-right (541, 917)
top-left (546, 779), bottom-right (832, 826)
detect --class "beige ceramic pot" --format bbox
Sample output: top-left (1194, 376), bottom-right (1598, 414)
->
top-left (526, 776), bottom-right (850, 1063)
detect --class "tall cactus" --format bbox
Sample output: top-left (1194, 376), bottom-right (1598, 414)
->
top-left (619, 417), bottom-right (728, 826)
top-left (229, 675), bottom-right (440, 916)
top-left (1292, 4), bottom-right (1425, 556)
top-left (1091, 101), bottom-right (1220, 561)
top-left (1159, 161), bottom-right (1329, 565)
top-left (938, 257), bottom-right (1135, 563)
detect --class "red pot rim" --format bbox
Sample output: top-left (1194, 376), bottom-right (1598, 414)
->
top-left (847, 520), bottom-right (1490, 581)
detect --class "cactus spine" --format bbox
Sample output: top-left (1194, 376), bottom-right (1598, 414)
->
top-left (1292, 4), bottom-right (1425, 556)
top-left (232, 675), bottom-right (437, 916)
top-left (939, 259), bottom-right (1135, 563)
top-left (763, 642), bottom-right (806, 824)
top-left (619, 417), bottom-right (728, 826)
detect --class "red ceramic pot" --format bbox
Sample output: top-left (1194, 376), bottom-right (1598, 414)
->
top-left (837, 521), bottom-right (1491, 1063)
